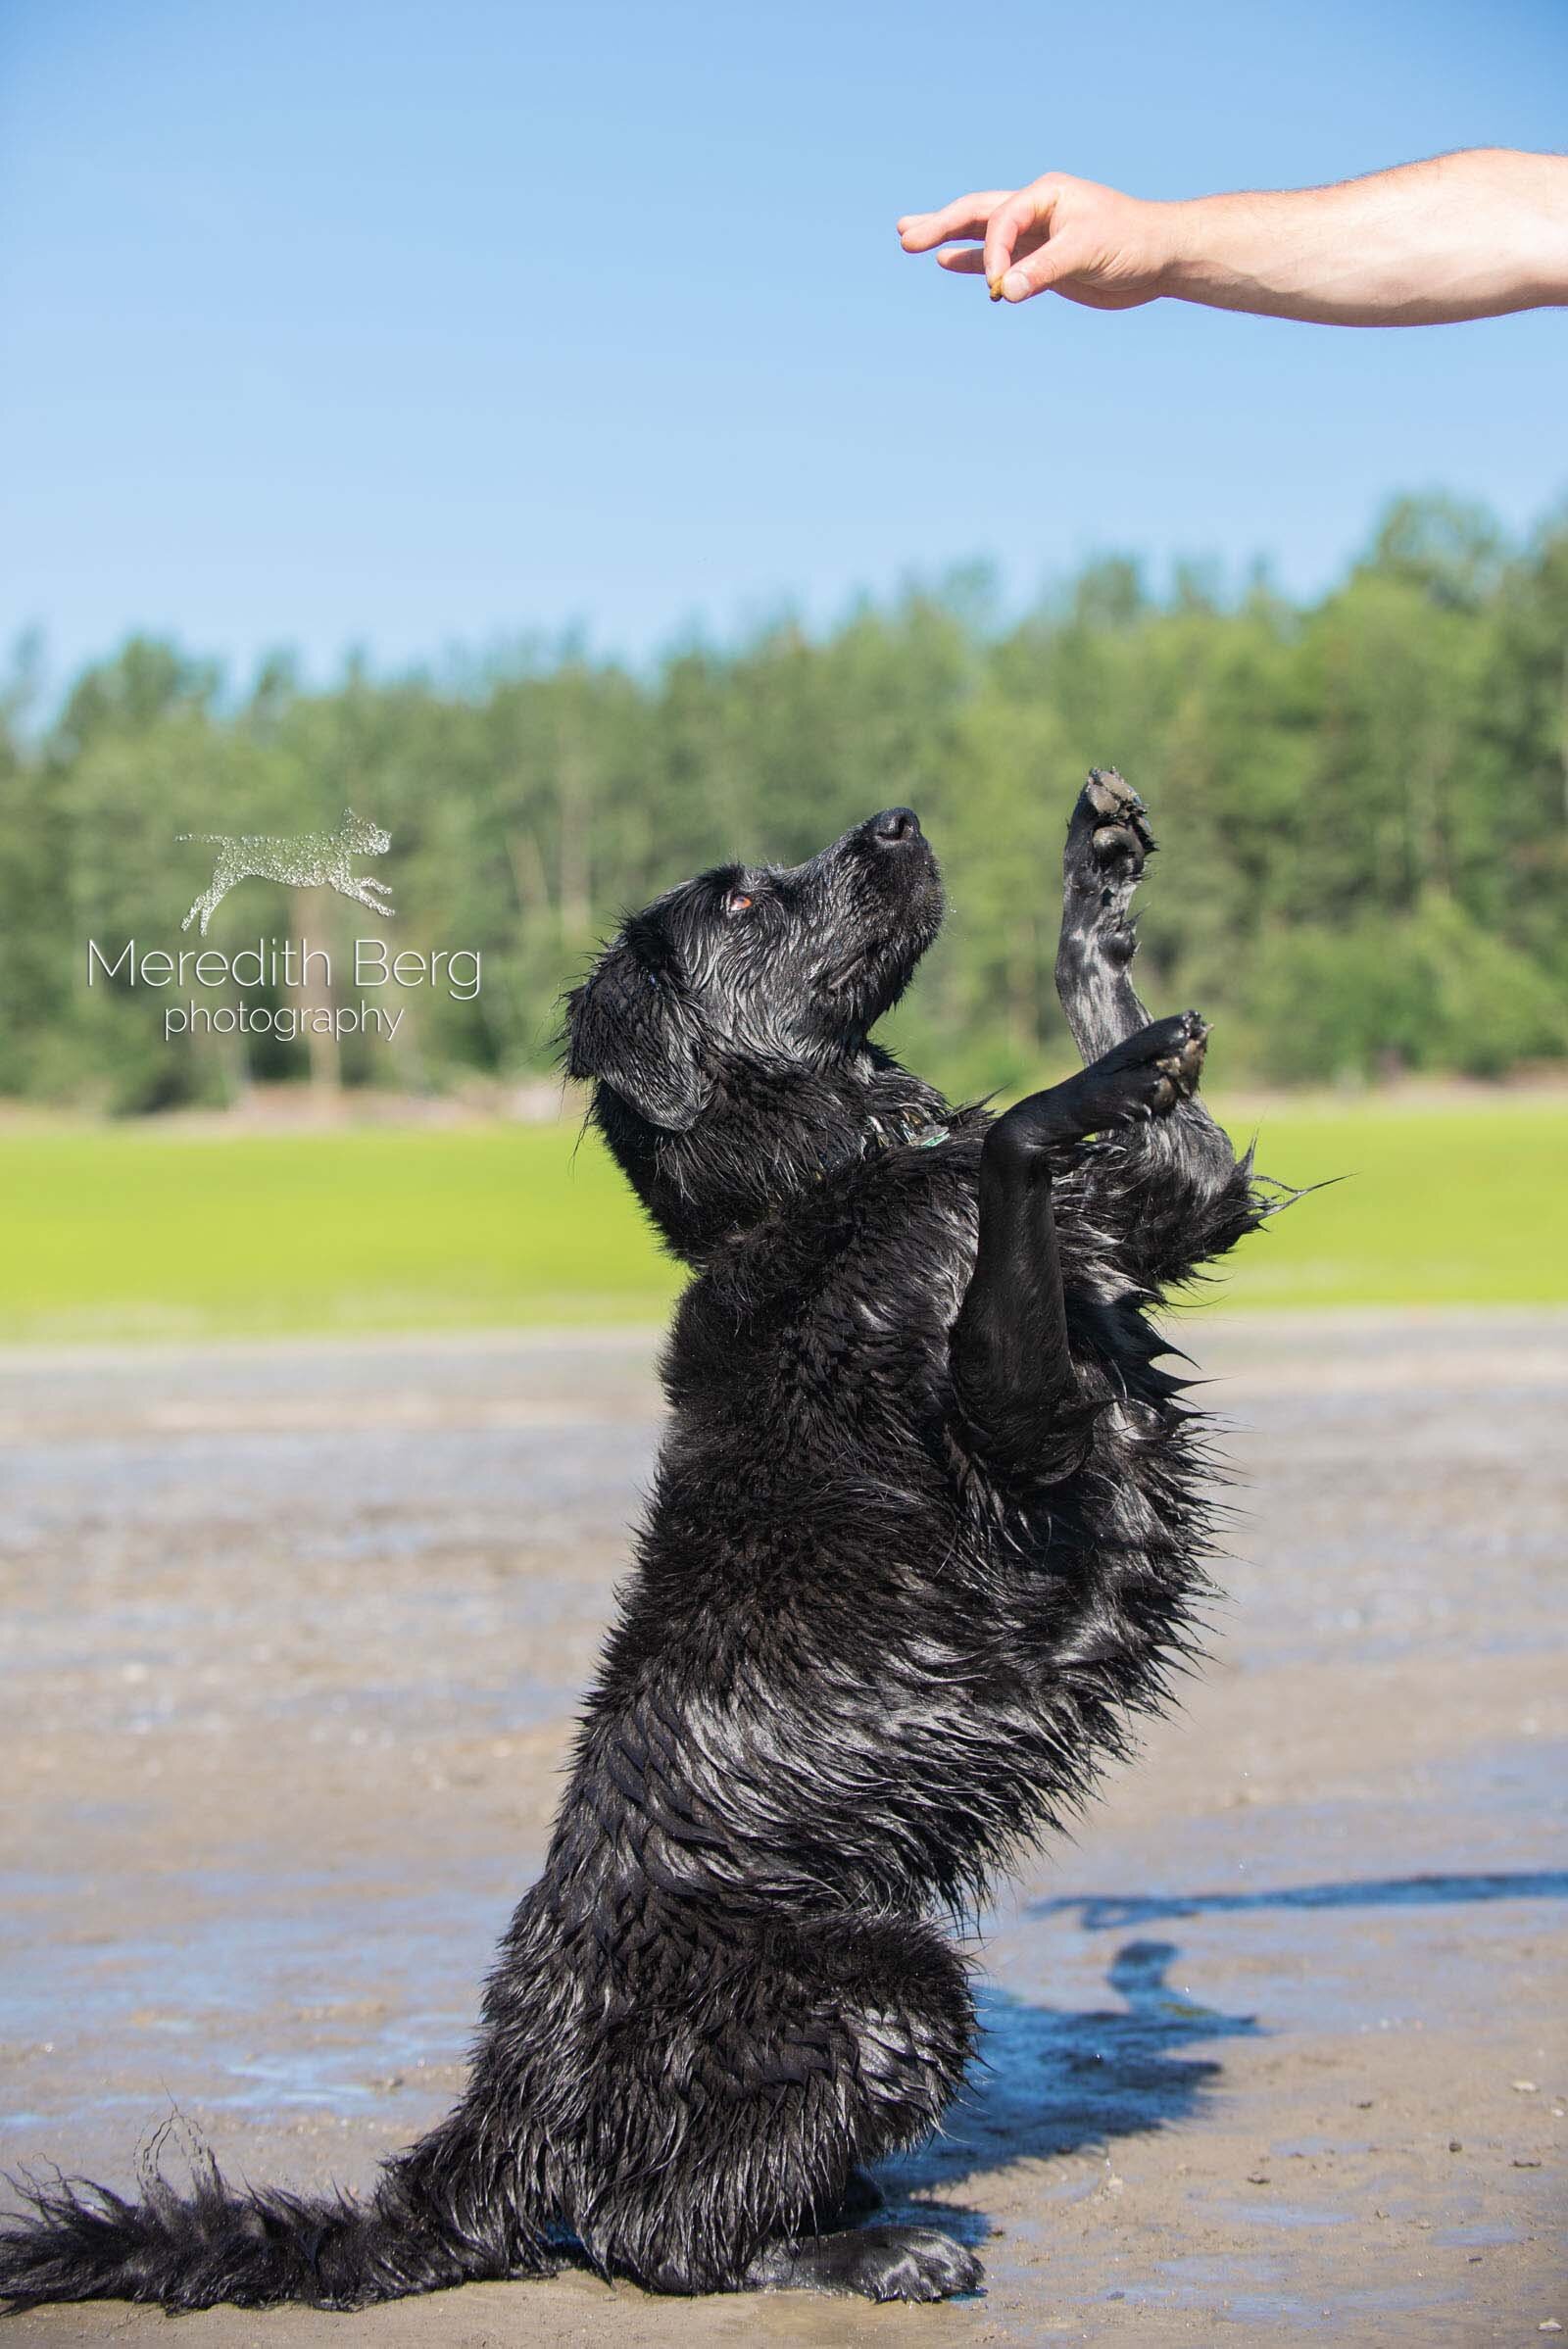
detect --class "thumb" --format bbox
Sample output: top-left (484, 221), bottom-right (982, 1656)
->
top-left (997, 229), bottom-right (1094, 304)
top-left (981, 183), bottom-right (1054, 292)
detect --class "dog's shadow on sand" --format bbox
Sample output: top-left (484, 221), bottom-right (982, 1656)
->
top-left (889, 1933), bottom-right (1255, 2227)
top-left (878, 1869), bottom-right (1568, 2248)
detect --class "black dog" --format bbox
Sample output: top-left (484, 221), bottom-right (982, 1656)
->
top-left (2, 773), bottom-right (1272, 2312)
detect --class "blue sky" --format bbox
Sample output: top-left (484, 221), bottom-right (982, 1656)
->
top-left (2, 0), bottom-right (1564, 697)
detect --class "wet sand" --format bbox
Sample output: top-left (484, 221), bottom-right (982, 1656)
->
top-left (1, 1313), bottom-right (1563, 2346)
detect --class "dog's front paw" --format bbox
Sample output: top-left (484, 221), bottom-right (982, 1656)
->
top-left (1066, 767), bottom-right (1154, 894)
top-left (1098, 1008), bottom-right (1209, 1115)
top-left (1148, 1006), bottom-right (1209, 1105)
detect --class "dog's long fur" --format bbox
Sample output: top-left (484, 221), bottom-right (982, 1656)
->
top-left (2, 776), bottom-right (1276, 2311)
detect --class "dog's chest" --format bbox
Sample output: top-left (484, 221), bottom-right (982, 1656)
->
top-left (673, 1163), bottom-right (979, 1446)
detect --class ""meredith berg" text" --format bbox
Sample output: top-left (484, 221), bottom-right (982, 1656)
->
top-left (86, 938), bottom-right (482, 1000)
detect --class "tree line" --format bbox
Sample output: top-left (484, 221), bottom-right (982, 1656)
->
top-left (2, 491), bottom-right (1564, 1113)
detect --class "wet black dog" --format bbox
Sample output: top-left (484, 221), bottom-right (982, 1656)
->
top-left (2, 774), bottom-right (1273, 2313)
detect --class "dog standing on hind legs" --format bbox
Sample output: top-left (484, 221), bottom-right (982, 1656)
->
top-left (1, 771), bottom-right (1280, 2312)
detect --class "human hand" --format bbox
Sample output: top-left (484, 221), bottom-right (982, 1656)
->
top-left (901, 153), bottom-right (1568, 325)
top-left (897, 172), bottom-right (1178, 308)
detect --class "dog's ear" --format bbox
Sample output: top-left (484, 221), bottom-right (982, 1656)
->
top-left (565, 941), bottom-right (710, 1133)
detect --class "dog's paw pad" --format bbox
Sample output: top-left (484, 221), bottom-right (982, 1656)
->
top-left (1084, 767), bottom-right (1147, 826)
top-left (1068, 770), bottom-right (1154, 889)
top-left (1092, 1009), bottom-right (1209, 1118)
top-left (1152, 1009), bottom-right (1209, 1103)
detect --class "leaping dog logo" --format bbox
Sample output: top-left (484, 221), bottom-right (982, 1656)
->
top-left (177, 807), bottom-right (394, 936)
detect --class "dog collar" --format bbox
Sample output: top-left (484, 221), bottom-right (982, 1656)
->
top-left (866, 1110), bottom-right (951, 1152)
top-left (814, 1107), bottom-right (951, 1182)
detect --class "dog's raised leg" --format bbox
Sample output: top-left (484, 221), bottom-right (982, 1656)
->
top-left (1054, 770), bottom-right (1258, 1288)
top-left (1054, 768), bottom-right (1158, 1061)
top-left (951, 1009), bottom-right (1208, 1478)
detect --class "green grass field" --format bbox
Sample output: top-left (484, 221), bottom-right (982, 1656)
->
top-left (1, 1097), bottom-right (1563, 1346)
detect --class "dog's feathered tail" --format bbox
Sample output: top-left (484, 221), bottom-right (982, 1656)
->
top-left (0, 2127), bottom-right (551, 2315)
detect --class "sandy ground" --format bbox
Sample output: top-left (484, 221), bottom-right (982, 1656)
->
top-left (1, 1312), bottom-right (1563, 2348)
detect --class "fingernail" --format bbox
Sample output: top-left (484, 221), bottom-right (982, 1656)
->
top-left (1001, 269), bottom-right (1025, 301)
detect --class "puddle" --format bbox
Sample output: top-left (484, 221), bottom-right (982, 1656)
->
top-left (0, 1866), bottom-right (508, 2124)
top-left (1210, 2201), bottom-right (1352, 2229)
top-left (1033, 1864), bottom-right (1568, 1932)
top-left (1022, 1827), bottom-right (1568, 2042)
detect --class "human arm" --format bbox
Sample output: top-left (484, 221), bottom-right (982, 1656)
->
top-left (897, 149), bottom-right (1568, 322)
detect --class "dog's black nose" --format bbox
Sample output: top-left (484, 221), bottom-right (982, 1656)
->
top-left (868, 807), bottom-right (921, 846)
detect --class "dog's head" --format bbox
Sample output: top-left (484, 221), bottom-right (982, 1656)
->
top-left (341, 807), bottom-right (391, 855)
top-left (564, 809), bottom-right (943, 1134)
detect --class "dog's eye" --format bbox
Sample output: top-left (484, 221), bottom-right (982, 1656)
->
top-left (723, 889), bottom-right (754, 918)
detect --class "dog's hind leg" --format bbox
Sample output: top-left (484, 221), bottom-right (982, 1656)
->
top-left (558, 1908), bottom-right (980, 2302)
top-left (748, 2222), bottom-right (982, 2302)
top-left (1054, 770), bottom-right (1261, 1287)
